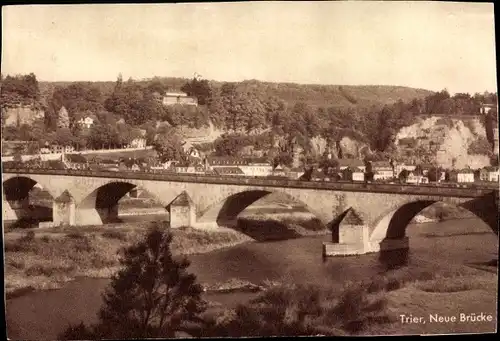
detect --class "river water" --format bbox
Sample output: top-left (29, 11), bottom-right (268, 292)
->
top-left (5, 218), bottom-right (498, 340)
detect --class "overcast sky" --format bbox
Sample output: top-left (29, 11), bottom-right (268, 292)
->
top-left (1, 2), bottom-right (497, 94)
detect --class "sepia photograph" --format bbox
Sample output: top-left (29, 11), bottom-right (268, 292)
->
top-left (1, 1), bottom-right (499, 339)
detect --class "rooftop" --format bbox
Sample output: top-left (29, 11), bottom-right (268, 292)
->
top-left (169, 191), bottom-right (194, 207)
top-left (341, 208), bottom-right (364, 225)
top-left (214, 167), bottom-right (245, 175)
top-left (337, 159), bottom-right (364, 168)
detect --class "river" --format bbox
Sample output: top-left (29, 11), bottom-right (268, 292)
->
top-left (5, 218), bottom-right (498, 340)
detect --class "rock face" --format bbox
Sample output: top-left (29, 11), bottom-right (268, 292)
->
top-left (3, 105), bottom-right (44, 126)
top-left (309, 136), bottom-right (370, 159)
top-left (395, 116), bottom-right (491, 169)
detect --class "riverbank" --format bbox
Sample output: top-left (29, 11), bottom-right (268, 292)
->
top-left (4, 224), bottom-right (253, 298)
top-left (200, 266), bottom-right (497, 336)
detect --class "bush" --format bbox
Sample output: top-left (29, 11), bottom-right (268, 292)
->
top-left (204, 282), bottom-right (393, 337)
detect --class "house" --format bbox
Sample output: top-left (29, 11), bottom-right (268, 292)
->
top-left (205, 156), bottom-right (273, 177)
top-left (420, 164), bottom-right (434, 176)
top-left (77, 115), bottom-right (96, 129)
top-left (162, 91), bottom-right (198, 106)
top-left (352, 167), bottom-right (365, 182)
top-left (449, 168), bottom-right (475, 183)
top-left (130, 164), bottom-right (141, 171)
top-left (213, 166), bottom-right (245, 176)
top-left (406, 172), bottom-right (428, 184)
top-left (395, 164), bottom-right (416, 176)
top-left (173, 162), bottom-right (205, 174)
top-left (372, 161), bottom-right (393, 180)
top-left (480, 103), bottom-right (496, 115)
top-left (62, 153), bottom-right (88, 170)
top-left (337, 159), bottom-right (366, 172)
top-left (272, 164), bottom-right (287, 177)
top-left (50, 145), bottom-right (75, 154)
top-left (457, 168), bottom-right (475, 183)
top-left (480, 166), bottom-right (499, 182)
top-left (188, 147), bottom-right (201, 159)
top-left (287, 167), bottom-right (305, 180)
top-left (311, 170), bottom-right (327, 182)
top-left (127, 129), bottom-right (147, 149)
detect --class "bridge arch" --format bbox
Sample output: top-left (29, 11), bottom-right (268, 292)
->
top-left (2, 176), bottom-right (56, 224)
top-left (370, 194), bottom-right (498, 243)
top-left (196, 189), bottom-right (327, 230)
top-left (76, 181), bottom-right (169, 225)
top-left (2, 176), bottom-right (57, 201)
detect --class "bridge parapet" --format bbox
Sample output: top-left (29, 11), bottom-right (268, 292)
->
top-left (3, 168), bottom-right (497, 198)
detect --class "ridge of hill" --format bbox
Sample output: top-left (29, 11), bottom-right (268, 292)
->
top-left (38, 78), bottom-right (433, 110)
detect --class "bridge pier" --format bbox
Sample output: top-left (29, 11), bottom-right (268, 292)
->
top-left (323, 208), bottom-right (410, 257)
top-left (168, 191), bottom-right (197, 229)
top-left (53, 191), bottom-right (76, 226)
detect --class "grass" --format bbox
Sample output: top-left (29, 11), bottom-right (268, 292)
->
top-left (3, 224), bottom-right (252, 297)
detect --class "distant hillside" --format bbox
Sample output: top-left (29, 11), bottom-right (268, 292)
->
top-left (214, 80), bottom-right (433, 109)
top-left (39, 78), bottom-right (433, 110)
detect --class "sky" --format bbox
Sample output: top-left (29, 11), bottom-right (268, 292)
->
top-left (1, 2), bottom-right (497, 94)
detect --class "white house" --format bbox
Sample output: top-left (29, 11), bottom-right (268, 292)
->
top-left (162, 91), bottom-right (198, 106)
top-left (372, 161), bottom-right (393, 180)
top-left (128, 129), bottom-right (147, 149)
top-left (50, 145), bottom-right (75, 154)
top-left (457, 169), bottom-right (475, 183)
top-left (77, 116), bottom-right (95, 129)
top-left (205, 156), bottom-right (273, 177)
top-left (480, 166), bottom-right (499, 182)
top-left (406, 172), bottom-right (429, 184)
top-left (352, 167), bottom-right (365, 182)
top-left (395, 164), bottom-right (416, 176)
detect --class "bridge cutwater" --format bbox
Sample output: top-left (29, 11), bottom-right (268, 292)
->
top-left (3, 168), bottom-right (499, 256)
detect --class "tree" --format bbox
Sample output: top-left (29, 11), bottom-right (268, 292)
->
top-left (468, 136), bottom-right (493, 156)
top-left (55, 127), bottom-right (74, 146)
top-left (181, 77), bottom-right (212, 105)
top-left (427, 167), bottom-right (443, 182)
top-left (60, 222), bottom-right (207, 340)
top-left (153, 129), bottom-right (185, 161)
top-left (214, 134), bottom-right (248, 157)
top-left (273, 152), bottom-right (293, 168)
top-left (57, 106), bottom-right (70, 129)
top-left (398, 169), bottom-right (409, 183)
top-left (319, 156), bottom-right (339, 176)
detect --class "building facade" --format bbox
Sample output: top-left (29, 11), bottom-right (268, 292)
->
top-left (162, 92), bottom-right (198, 106)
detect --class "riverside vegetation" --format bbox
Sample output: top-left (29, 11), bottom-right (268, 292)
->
top-left (3, 222), bottom-right (252, 298)
top-left (54, 221), bottom-right (496, 338)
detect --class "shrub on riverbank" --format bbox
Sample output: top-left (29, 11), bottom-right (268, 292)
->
top-left (201, 281), bottom-right (395, 337)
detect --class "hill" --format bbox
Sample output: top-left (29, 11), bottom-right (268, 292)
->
top-left (38, 78), bottom-right (433, 110)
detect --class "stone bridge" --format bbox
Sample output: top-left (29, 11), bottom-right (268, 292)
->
top-left (2, 169), bottom-right (498, 255)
